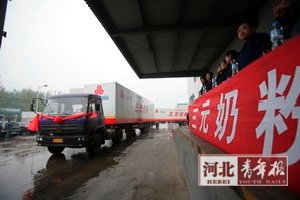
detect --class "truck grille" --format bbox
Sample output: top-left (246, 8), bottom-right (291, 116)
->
top-left (39, 124), bottom-right (84, 135)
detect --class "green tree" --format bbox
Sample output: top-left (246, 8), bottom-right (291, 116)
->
top-left (0, 85), bottom-right (54, 120)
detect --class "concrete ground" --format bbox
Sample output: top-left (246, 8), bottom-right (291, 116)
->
top-left (0, 124), bottom-right (189, 200)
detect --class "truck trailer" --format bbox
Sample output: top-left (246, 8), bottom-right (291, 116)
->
top-left (31, 82), bottom-right (155, 154)
top-left (153, 108), bottom-right (188, 123)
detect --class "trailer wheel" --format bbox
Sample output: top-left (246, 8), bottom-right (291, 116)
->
top-left (47, 146), bottom-right (65, 154)
top-left (140, 127), bottom-right (146, 134)
top-left (145, 124), bottom-right (150, 133)
top-left (140, 124), bottom-right (150, 134)
top-left (112, 129), bottom-right (123, 145)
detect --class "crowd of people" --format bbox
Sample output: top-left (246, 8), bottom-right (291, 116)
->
top-left (198, 0), bottom-right (300, 96)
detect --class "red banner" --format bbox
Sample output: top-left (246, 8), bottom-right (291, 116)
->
top-left (27, 112), bottom-right (97, 131)
top-left (189, 35), bottom-right (300, 194)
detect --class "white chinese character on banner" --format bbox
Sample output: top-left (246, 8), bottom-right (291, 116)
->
top-left (191, 108), bottom-right (199, 129)
top-left (214, 90), bottom-right (239, 143)
top-left (241, 159), bottom-right (252, 179)
top-left (268, 160), bottom-right (285, 177)
top-left (256, 67), bottom-right (300, 165)
top-left (199, 100), bottom-right (210, 133)
top-left (253, 158), bottom-right (266, 180)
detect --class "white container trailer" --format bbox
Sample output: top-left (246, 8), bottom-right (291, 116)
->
top-left (70, 82), bottom-right (155, 129)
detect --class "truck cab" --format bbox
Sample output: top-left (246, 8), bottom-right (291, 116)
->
top-left (33, 94), bottom-right (107, 154)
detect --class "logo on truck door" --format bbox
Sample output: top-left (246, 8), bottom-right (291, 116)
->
top-left (94, 85), bottom-right (104, 95)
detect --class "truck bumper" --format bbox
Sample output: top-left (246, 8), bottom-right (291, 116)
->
top-left (36, 135), bottom-right (88, 148)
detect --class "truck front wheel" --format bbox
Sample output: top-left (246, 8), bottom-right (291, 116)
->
top-left (47, 146), bottom-right (65, 154)
top-left (86, 133), bottom-right (103, 155)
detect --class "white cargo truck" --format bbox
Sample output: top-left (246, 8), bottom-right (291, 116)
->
top-left (31, 82), bottom-right (155, 154)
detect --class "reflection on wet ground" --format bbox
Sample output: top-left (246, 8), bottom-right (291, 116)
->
top-left (0, 124), bottom-right (188, 200)
top-left (32, 139), bottom-right (136, 200)
top-left (0, 136), bottom-right (135, 200)
top-left (0, 136), bottom-right (48, 200)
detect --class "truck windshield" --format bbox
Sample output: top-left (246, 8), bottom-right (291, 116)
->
top-left (43, 97), bottom-right (88, 116)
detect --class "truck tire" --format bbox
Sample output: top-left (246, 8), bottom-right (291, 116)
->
top-left (47, 146), bottom-right (65, 154)
top-left (86, 132), bottom-right (103, 155)
top-left (145, 124), bottom-right (150, 133)
top-left (140, 127), bottom-right (146, 134)
top-left (126, 128), bottom-right (136, 140)
top-left (140, 124), bottom-right (150, 134)
top-left (112, 129), bottom-right (123, 145)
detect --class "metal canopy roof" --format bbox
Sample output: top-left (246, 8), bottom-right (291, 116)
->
top-left (84, 0), bottom-right (266, 78)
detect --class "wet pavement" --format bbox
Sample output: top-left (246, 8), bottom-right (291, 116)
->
top-left (0, 124), bottom-right (189, 200)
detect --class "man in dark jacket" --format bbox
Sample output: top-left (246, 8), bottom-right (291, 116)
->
top-left (273, 0), bottom-right (300, 38)
top-left (205, 72), bottom-right (214, 92)
top-left (237, 19), bottom-right (272, 71)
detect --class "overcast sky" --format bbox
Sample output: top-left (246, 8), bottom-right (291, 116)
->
top-left (0, 0), bottom-right (188, 108)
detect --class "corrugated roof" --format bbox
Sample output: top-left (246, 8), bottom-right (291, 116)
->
top-left (84, 0), bottom-right (266, 78)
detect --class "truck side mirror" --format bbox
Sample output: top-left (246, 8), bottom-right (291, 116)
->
top-left (30, 104), bottom-right (35, 112)
top-left (30, 99), bottom-right (36, 112)
top-left (95, 104), bottom-right (100, 111)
